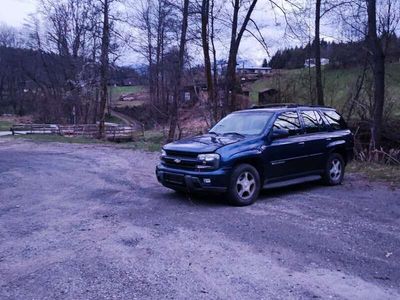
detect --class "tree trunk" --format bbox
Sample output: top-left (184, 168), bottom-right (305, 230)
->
top-left (167, 0), bottom-right (189, 142)
top-left (225, 0), bottom-right (257, 113)
top-left (315, 0), bottom-right (324, 106)
top-left (98, 0), bottom-right (110, 139)
top-left (210, 0), bottom-right (218, 122)
top-left (367, 0), bottom-right (385, 149)
top-left (201, 0), bottom-right (215, 123)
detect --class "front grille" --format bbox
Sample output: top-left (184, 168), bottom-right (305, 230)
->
top-left (165, 150), bottom-right (198, 159)
top-left (163, 150), bottom-right (198, 170)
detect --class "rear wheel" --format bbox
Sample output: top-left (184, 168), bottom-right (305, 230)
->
top-left (227, 164), bottom-right (260, 206)
top-left (323, 153), bottom-right (345, 185)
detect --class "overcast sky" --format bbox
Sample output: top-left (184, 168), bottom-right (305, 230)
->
top-left (0, 0), bottom-right (36, 26)
top-left (0, 0), bottom-right (317, 66)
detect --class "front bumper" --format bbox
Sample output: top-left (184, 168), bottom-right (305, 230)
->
top-left (155, 164), bottom-right (229, 193)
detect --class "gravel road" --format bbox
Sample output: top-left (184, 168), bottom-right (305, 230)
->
top-left (0, 138), bottom-right (399, 299)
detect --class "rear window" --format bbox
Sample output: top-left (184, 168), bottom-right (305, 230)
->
top-left (321, 110), bottom-right (347, 130)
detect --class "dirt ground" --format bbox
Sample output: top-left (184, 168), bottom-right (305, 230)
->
top-left (0, 138), bottom-right (399, 299)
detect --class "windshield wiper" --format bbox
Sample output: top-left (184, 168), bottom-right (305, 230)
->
top-left (208, 131), bottom-right (220, 136)
top-left (222, 132), bottom-right (245, 138)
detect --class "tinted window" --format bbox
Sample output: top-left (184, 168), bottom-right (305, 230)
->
top-left (301, 110), bottom-right (320, 133)
top-left (273, 112), bottom-right (302, 136)
top-left (322, 110), bottom-right (347, 130)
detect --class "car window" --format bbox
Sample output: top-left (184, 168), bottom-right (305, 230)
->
top-left (321, 110), bottom-right (347, 130)
top-left (210, 112), bottom-right (274, 135)
top-left (273, 112), bottom-right (302, 136)
top-left (300, 110), bottom-right (320, 133)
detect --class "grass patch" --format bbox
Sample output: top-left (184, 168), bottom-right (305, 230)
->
top-left (0, 120), bottom-right (13, 131)
top-left (249, 62), bottom-right (400, 115)
top-left (8, 134), bottom-right (104, 144)
top-left (105, 114), bottom-right (125, 124)
top-left (110, 85), bottom-right (147, 101)
top-left (347, 161), bottom-right (400, 184)
top-left (4, 130), bottom-right (165, 152)
top-left (123, 130), bottom-right (165, 152)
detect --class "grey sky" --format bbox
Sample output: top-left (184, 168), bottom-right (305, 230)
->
top-left (0, 0), bottom-right (36, 26)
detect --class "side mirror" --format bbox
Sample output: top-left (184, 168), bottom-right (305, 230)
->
top-left (272, 128), bottom-right (290, 140)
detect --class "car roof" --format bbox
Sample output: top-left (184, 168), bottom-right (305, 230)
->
top-left (235, 104), bottom-right (335, 114)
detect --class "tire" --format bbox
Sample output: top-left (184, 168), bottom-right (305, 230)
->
top-left (227, 164), bottom-right (261, 206)
top-left (323, 153), bottom-right (345, 185)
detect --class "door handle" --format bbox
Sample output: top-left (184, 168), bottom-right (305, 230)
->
top-left (298, 142), bottom-right (305, 145)
top-left (326, 138), bottom-right (332, 141)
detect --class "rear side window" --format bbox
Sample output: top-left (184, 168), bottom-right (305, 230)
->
top-left (321, 110), bottom-right (347, 130)
top-left (273, 112), bottom-right (302, 136)
top-left (300, 110), bottom-right (324, 133)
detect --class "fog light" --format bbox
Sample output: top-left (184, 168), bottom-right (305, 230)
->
top-left (203, 178), bottom-right (211, 184)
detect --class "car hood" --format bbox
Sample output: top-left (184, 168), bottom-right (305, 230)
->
top-left (163, 134), bottom-right (244, 153)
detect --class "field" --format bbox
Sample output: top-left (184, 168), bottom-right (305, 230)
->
top-left (110, 85), bottom-right (147, 100)
top-left (249, 63), bottom-right (400, 117)
top-left (0, 120), bottom-right (12, 131)
top-left (110, 85), bottom-right (149, 108)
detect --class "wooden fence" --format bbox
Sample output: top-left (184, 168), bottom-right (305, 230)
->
top-left (11, 124), bottom-right (143, 141)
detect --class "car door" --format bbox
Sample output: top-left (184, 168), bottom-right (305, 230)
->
top-left (263, 111), bottom-right (307, 181)
top-left (298, 110), bottom-right (328, 172)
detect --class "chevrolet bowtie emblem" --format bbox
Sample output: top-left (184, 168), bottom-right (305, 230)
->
top-left (174, 158), bottom-right (181, 163)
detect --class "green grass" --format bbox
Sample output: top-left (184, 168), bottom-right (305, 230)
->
top-left (110, 85), bottom-right (147, 101)
top-left (7, 134), bottom-right (104, 144)
top-left (249, 62), bottom-right (400, 116)
top-left (0, 120), bottom-right (13, 131)
top-left (105, 114), bottom-right (125, 124)
top-left (348, 161), bottom-right (400, 184)
top-left (4, 130), bottom-right (165, 152)
top-left (121, 130), bottom-right (164, 152)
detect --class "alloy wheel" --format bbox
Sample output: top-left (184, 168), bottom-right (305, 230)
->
top-left (236, 171), bottom-right (256, 200)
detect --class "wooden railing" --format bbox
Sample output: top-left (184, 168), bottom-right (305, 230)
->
top-left (11, 124), bottom-right (60, 135)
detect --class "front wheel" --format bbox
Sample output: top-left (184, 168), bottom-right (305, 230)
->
top-left (323, 153), bottom-right (345, 185)
top-left (227, 164), bottom-right (261, 206)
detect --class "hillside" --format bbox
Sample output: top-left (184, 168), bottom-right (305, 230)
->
top-left (248, 63), bottom-right (400, 119)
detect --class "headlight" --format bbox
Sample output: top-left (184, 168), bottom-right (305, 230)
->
top-left (197, 153), bottom-right (220, 169)
top-left (161, 149), bottom-right (167, 158)
top-left (198, 153), bottom-right (220, 161)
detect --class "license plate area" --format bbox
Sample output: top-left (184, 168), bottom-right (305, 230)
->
top-left (164, 173), bottom-right (185, 185)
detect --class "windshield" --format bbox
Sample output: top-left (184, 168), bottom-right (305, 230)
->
top-left (210, 112), bottom-right (273, 136)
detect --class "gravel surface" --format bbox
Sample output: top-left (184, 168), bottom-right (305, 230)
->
top-left (0, 138), bottom-right (399, 300)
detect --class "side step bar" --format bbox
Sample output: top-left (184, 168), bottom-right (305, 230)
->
top-left (263, 175), bottom-right (321, 189)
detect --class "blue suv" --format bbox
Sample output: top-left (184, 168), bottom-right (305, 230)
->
top-left (156, 104), bottom-right (354, 206)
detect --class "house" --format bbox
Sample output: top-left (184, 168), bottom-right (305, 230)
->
top-left (304, 58), bottom-right (330, 68)
top-left (237, 66), bottom-right (272, 83)
top-left (180, 84), bottom-right (207, 105)
top-left (258, 88), bottom-right (280, 105)
top-left (237, 66), bottom-right (272, 75)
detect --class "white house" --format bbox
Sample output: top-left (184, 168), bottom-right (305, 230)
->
top-left (304, 58), bottom-right (330, 68)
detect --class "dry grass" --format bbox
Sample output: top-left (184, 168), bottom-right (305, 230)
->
top-left (348, 161), bottom-right (400, 184)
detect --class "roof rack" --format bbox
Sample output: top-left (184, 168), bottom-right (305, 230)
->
top-left (251, 103), bottom-right (300, 109)
top-left (251, 103), bottom-right (332, 109)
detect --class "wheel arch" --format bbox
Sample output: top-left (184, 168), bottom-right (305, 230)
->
top-left (230, 155), bottom-right (265, 182)
top-left (329, 146), bottom-right (348, 165)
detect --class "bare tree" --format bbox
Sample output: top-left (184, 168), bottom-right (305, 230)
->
top-left (167, 0), bottom-right (190, 141)
top-left (314, 0), bottom-right (324, 106)
top-left (225, 0), bottom-right (258, 112)
top-left (98, 0), bottom-right (112, 138)
top-left (201, 0), bottom-right (217, 122)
